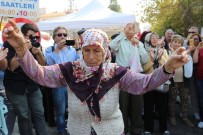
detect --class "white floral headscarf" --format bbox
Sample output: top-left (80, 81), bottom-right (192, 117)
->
top-left (72, 29), bottom-right (117, 82)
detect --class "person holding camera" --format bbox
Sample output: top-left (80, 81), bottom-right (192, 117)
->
top-left (45, 26), bottom-right (80, 135)
top-left (3, 23), bottom-right (47, 135)
top-left (184, 30), bottom-right (202, 122)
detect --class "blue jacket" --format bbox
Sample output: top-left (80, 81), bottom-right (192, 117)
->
top-left (0, 96), bottom-right (8, 135)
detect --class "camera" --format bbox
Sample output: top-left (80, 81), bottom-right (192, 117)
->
top-left (65, 40), bottom-right (75, 46)
top-left (29, 35), bottom-right (41, 48)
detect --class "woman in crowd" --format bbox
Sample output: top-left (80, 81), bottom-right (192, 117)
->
top-left (139, 31), bottom-right (151, 44)
top-left (193, 40), bottom-right (203, 128)
top-left (142, 32), bottom-right (170, 135)
top-left (186, 33), bottom-right (202, 120)
top-left (2, 20), bottom-right (189, 135)
top-left (168, 35), bottom-right (194, 128)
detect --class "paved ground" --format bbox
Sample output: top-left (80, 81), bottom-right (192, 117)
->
top-left (11, 115), bottom-right (203, 135)
top-left (12, 123), bottom-right (57, 135)
top-left (11, 104), bottom-right (203, 135)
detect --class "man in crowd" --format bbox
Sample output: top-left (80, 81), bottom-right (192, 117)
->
top-left (187, 26), bottom-right (199, 38)
top-left (45, 26), bottom-right (80, 135)
top-left (110, 22), bottom-right (148, 135)
top-left (164, 28), bottom-right (174, 51)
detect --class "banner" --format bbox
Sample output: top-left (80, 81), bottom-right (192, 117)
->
top-left (0, 0), bottom-right (39, 18)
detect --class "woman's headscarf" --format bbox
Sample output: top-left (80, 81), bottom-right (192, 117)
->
top-left (139, 30), bottom-right (151, 44)
top-left (72, 28), bottom-right (112, 82)
top-left (59, 29), bottom-right (127, 122)
top-left (144, 32), bottom-right (159, 51)
top-left (144, 32), bottom-right (160, 68)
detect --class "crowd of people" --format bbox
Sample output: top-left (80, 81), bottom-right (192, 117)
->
top-left (0, 18), bottom-right (202, 135)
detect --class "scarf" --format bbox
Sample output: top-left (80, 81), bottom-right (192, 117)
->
top-left (144, 32), bottom-right (160, 68)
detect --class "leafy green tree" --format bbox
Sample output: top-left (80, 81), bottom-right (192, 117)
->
top-left (140, 0), bottom-right (203, 37)
top-left (108, 0), bottom-right (122, 12)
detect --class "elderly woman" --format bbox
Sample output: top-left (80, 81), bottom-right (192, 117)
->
top-left (142, 32), bottom-right (170, 135)
top-left (2, 20), bottom-right (189, 135)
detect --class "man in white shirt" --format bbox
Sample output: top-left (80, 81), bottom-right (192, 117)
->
top-left (110, 22), bottom-right (148, 135)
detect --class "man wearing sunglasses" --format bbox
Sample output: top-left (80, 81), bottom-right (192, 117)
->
top-left (3, 23), bottom-right (47, 135)
top-left (45, 26), bottom-right (80, 135)
top-left (187, 26), bottom-right (199, 37)
top-left (184, 26), bottom-right (199, 47)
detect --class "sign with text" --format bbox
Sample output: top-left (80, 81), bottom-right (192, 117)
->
top-left (0, 0), bottom-right (39, 18)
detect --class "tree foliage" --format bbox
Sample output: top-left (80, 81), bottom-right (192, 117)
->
top-left (108, 0), bottom-right (122, 12)
top-left (141, 0), bottom-right (203, 37)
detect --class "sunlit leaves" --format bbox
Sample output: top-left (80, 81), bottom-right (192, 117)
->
top-left (140, 0), bottom-right (203, 36)
top-left (108, 0), bottom-right (122, 12)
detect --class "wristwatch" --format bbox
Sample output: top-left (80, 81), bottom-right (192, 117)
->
top-left (76, 48), bottom-right (81, 51)
top-left (163, 65), bottom-right (172, 74)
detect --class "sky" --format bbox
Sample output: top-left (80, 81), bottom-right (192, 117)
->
top-left (39, 0), bottom-right (150, 31)
top-left (39, 0), bottom-right (141, 15)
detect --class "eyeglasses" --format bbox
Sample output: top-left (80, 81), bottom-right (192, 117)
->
top-left (26, 35), bottom-right (40, 40)
top-left (55, 33), bottom-right (68, 37)
top-left (30, 35), bottom-right (40, 40)
top-left (188, 31), bottom-right (196, 34)
top-left (194, 38), bottom-right (199, 41)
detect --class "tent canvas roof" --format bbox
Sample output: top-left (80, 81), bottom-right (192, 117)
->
top-left (37, 0), bottom-right (136, 31)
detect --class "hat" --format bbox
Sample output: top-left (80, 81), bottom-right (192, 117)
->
top-left (111, 33), bottom-right (120, 40)
top-left (77, 28), bottom-right (86, 36)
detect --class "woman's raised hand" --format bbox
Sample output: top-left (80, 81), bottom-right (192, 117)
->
top-left (2, 19), bottom-right (27, 50)
top-left (164, 47), bottom-right (189, 73)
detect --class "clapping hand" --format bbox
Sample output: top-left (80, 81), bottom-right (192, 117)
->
top-left (158, 48), bottom-right (164, 60)
top-left (149, 48), bottom-right (155, 61)
top-left (164, 47), bottom-right (189, 73)
top-left (158, 36), bottom-right (165, 46)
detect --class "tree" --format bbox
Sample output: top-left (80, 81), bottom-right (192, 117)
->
top-left (108, 0), bottom-right (122, 12)
top-left (140, 0), bottom-right (203, 37)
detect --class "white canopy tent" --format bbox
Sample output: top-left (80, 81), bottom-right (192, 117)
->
top-left (37, 0), bottom-right (136, 31)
